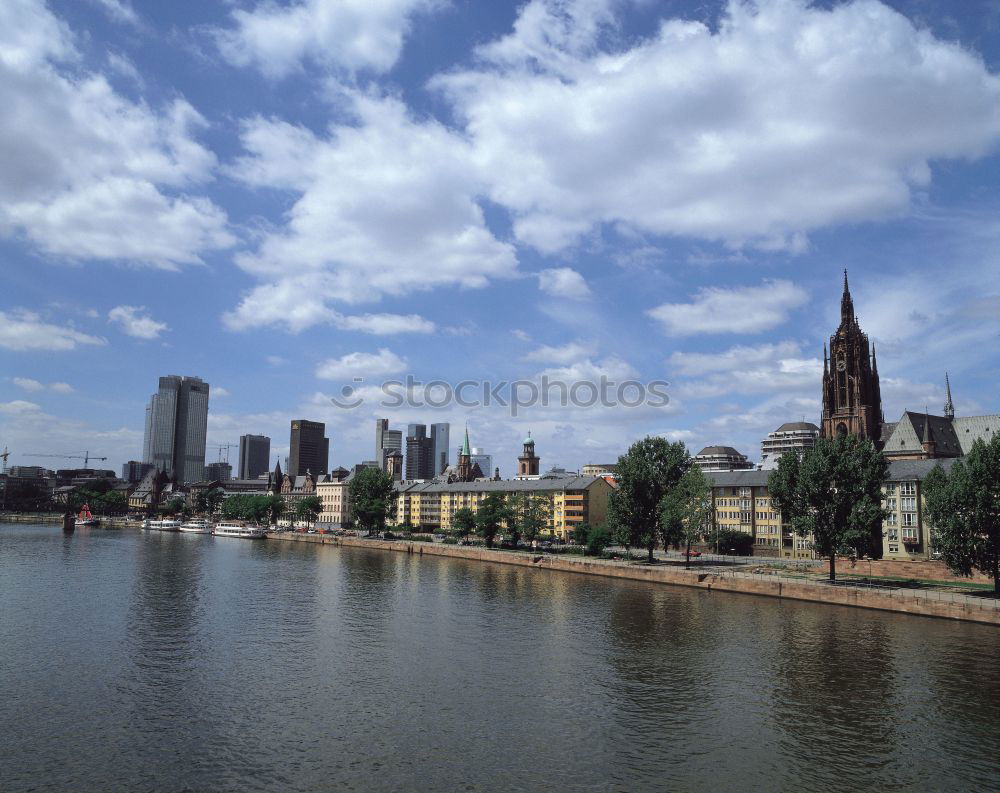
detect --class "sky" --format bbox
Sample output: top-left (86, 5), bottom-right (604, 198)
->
top-left (1, 0), bottom-right (999, 477)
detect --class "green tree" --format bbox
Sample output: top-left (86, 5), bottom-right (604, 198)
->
top-left (715, 528), bottom-right (755, 557)
top-left (296, 495), bottom-right (323, 526)
top-left (585, 524), bottom-right (611, 556)
top-left (476, 493), bottom-right (512, 549)
top-left (162, 496), bottom-right (187, 517)
top-left (221, 494), bottom-right (248, 520)
top-left (571, 522), bottom-right (592, 545)
top-left (923, 435), bottom-right (1000, 593)
top-left (769, 434), bottom-right (887, 582)
top-left (608, 437), bottom-right (690, 563)
top-left (193, 490), bottom-right (209, 514)
top-left (206, 487), bottom-right (225, 515)
top-left (452, 507), bottom-right (477, 542)
top-left (659, 466), bottom-right (712, 569)
top-left (348, 467), bottom-right (396, 535)
top-left (263, 494), bottom-right (285, 526)
top-left (512, 493), bottom-right (549, 545)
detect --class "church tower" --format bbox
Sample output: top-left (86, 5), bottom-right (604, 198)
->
top-left (517, 432), bottom-right (540, 477)
top-left (454, 426), bottom-right (482, 482)
top-left (821, 271), bottom-right (884, 443)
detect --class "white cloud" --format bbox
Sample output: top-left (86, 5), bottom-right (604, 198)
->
top-left (0, 309), bottom-right (106, 351)
top-left (539, 355), bottom-right (638, 382)
top-left (537, 267), bottom-right (591, 300)
top-left (512, 329), bottom-right (531, 342)
top-left (524, 341), bottom-right (597, 364)
top-left (108, 305), bottom-right (169, 339)
top-left (226, 94), bottom-right (517, 332)
top-left (0, 1), bottom-right (233, 267)
top-left (0, 400), bottom-right (42, 414)
top-left (670, 341), bottom-right (821, 398)
top-left (12, 377), bottom-right (74, 393)
top-left (434, 0), bottom-right (1000, 252)
top-left (213, 387), bottom-right (231, 398)
top-left (89, 0), bottom-right (139, 26)
top-left (12, 377), bottom-right (43, 392)
top-left (315, 348), bottom-right (408, 380)
top-left (648, 280), bottom-right (808, 335)
top-left (216, 0), bottom-right (443, 78)
top-left (334, 312), bottom-right (435, 336)
top-left (266, 355), bottom-right (288, 366)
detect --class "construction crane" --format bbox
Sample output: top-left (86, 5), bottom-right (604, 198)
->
top-left (214, 443), bottom-right (238, 463)
top-left (26, 451), bottom-right (108, 467)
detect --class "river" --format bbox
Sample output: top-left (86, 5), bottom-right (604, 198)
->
top-left (2, 523), bottom-right (998, 792)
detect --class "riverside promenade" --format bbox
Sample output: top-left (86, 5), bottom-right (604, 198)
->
top-left (267, 532), bottom-right (1000, 626)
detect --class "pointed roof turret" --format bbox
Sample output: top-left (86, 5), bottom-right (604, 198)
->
top-left (944, 372), bottom-right (955, 419)
top-left (823, 342), bottom-right (829, 376)
top-left (840, 268), bottom-right (854, 322)
top-left (922, 407), bottom-right (933, 445)
top-left (461, 425), bottom-right (471, 457)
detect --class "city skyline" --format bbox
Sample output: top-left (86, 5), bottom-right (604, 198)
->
top-left (1, 0), bottom-right (999, 475)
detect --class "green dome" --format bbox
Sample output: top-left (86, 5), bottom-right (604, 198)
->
top-left (523, 435), bottom-right (535, 445)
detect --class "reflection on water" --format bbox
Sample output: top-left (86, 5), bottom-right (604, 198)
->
top-left (1, 524), bottom-right (999, 793)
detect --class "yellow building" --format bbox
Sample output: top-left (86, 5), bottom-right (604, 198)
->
top-left (316, 478), bottom-right (351, 527)
top-left (709, 459), bottom-right (958, 561)
top-left (393, 473), bottom-right (613, 539)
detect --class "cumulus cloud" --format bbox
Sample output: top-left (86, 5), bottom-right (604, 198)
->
top-left (315, 348), bottom-right (407, 380)
top-left (108, 305), bottom-right (169, 339)
top-left (216, 0), bottom-right (443, 78)
top-left (648, 280), bottom-right (808, 335)
top-left (524, 341), bottom-right (597, 364)
top-left (0, 400), bottom-right (42, 414)
top-left (670, 341), bottom-right (821, 398)
top-left (0, 309), bottom-right (106, 351)
top-left (0, 0), bottom-right (232, 267)
top-left (434, 0), bottom-right (1000, 252)
top-left (12, 377), bottom-right (74, 393)
top-left (89, 0), bottom-right (139, 26)
top-left (537, 267), bottom-right (591, 300)
top-left (213, 387), bottom-right (231, 398)
top-left (225, 94), bottom-right (517, 331)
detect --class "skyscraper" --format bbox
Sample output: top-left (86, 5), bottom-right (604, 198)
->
top-left (141, 375), bottom-right (210, 483)
top-left (375, 418), bottom-right (389, 468)
top-left (405, 424), bottom-right (434, 480)
top-left (289, 420), bottom-right (329, 476)
top-left (430, 423), bottom-right (450, 475)
top-left (238, 434), bottom-right (271, 480)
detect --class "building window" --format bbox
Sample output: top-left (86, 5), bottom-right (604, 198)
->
top-left (887, 529), bottom-right (898, 541)
top-left (902, 513), bottom-right (916, 527)
top-left (888, 544), bottom-right (899, 553)
top-left (901, 482), bottom-right (916, 496)
top-left (901, 497), bottom-right (916, 511)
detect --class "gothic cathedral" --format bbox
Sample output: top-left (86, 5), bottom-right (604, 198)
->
top-left (821, 271), bottom-right (884, 444)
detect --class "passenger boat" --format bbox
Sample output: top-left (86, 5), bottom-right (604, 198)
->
top-left (178, 518), bottom-right (213, 534)
top-left (213, 522), bottom-right (266, 539)
top-left (76, 504), bottom-right (100, 527)
top-left (143, 519), bottom-right (181, 531)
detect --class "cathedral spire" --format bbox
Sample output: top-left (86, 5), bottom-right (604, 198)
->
top-left (871, 342), bottom-right (878, 374)
top-left (944, 372), bottom-right (955, 419)
top-left (823, 342), bottom-right (828, 376)
top-left (841, 268), bottom-right (854, 322)
top-left (461, 425), bottom-right (471, 456)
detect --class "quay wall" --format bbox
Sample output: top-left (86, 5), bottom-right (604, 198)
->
top-left (266, 533), bottom-right (1000, 626)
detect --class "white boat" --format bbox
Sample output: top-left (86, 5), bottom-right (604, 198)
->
top-left (213, 522), bottom-right (266, 539)
top-left (143, 519), bottom-right (181, 531)
top-left (179, 519), bottom-right (213, 534)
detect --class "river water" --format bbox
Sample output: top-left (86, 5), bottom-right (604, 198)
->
top-left (2, 523), bottom-right (999, 792)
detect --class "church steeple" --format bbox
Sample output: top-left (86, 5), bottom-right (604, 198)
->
top-left (944, 372), bottom-right (955, 419)
top-left (841, 268), bottom-right (855, 323)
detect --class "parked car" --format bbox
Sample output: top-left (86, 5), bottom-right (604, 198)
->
top-left (683, 549), bottom-right (702, 557)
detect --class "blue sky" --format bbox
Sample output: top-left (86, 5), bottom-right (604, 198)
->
top-left (2, 0), bottom-right (999, 476)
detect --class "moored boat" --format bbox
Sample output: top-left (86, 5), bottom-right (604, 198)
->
top-left (143, 519), bottom-right (181, 531)
top-left (213, 522), bottom-right (266, 539)
top-left (179, 518), bottom-right (213, 534)
top-left (76, 504), bottom-right (100, 527)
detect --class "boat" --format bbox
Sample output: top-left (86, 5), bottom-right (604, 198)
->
top-left (179, 518), bottom-right (213, 534)
top-left (76, 504), bottom-right (100, 527)
top-left (213, 522), bottom-right (266, 539)
top-left (143, 519), bottom-right (181, 531)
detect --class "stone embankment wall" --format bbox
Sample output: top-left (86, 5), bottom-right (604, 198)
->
top-left (267, 534), bottom-right (1000, 626)
top-left (809, 557), bottom-right (994, 585)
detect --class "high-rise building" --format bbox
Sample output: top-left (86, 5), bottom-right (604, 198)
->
top-left (470, 447), bottom-right (493, 478)
top-left (122, 460), bottom-right (154, 483)
top-left (204, 461), bottom-right (232, 481)
top-left (405, 424), bottom-right (434, 480)
top-left (375, 418), bottom-right (389, 468)
top-left (758, 422), bottom-right (820, 469)
top-left (821, 270), bottom-right (883, 442)
top-left (430, 423), bottom-right (450, 475)
top-left (238, 434), bottom-right (271, 480)
top-left (142, 375), bottom-right (210, 483)
top-left (692, 446), bottom-right (754, 472)
top-left (288, 420), bottom-right (329, 476)
top-left (375, 418), bottom-right (403, 469)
